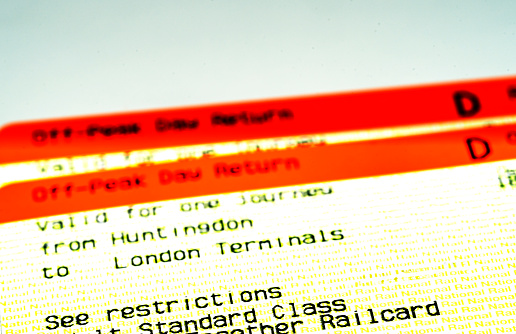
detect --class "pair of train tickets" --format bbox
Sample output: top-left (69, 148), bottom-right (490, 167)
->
top-left (1, 76), bottom-right (516, 334)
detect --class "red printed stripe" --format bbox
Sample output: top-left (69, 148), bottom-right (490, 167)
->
top-left (1, 124), bottom-right (516, 223)
top-left (1, 76), bottom-right (515, 164)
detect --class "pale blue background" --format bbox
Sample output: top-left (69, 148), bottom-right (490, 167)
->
top-left (1, 1), bottom-right (515, 126)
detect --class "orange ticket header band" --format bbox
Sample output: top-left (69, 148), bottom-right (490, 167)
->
top-left (1, 76), bottom-right (516, 164)
top-left (1, 124), bottom-right (516, 223)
